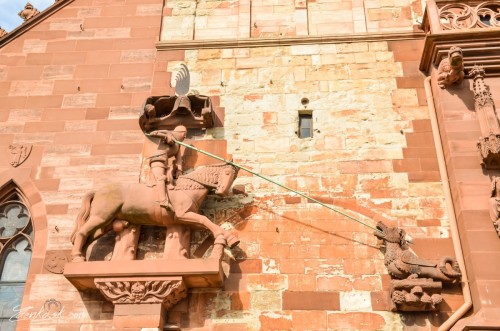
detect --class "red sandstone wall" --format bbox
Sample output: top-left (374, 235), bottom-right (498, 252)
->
top-left (430, 70), bottom-right (500, 324)
top-left (0, 0), bottom-right (464, 330)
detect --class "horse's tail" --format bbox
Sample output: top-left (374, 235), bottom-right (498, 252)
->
top-left (70, 192), bottom-right (95, 244)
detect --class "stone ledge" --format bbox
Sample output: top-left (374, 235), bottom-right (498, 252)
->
top-left (64, 258), bottom-right (223, 290)
top-left (156, 31), bottom-right (425, 51)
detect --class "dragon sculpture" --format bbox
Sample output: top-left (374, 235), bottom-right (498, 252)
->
top-left (374, 221), bottom-right (461, 283)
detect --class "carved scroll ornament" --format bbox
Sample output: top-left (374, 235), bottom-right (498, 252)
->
top-left (440, 2), bottom-right (500, 30)
top-left (95, 278), bottom-right (187, 309)
top-left (374, 222), bottom-right (461, 312)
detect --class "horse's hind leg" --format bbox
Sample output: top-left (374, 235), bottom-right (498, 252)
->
top-left (71, 215), bottom-right (111, 262)
top-left (175, 211), bottom-right (240, 248)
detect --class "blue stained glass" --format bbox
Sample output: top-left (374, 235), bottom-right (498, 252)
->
top-left (1, 239), bottom-right (31, 281)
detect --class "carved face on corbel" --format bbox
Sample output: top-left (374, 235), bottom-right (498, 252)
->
top-left (131, 282), bottom-right (146, 302)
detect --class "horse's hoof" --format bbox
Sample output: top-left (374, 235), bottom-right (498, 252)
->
top-left (226, 234), bottom-right (240, 248)
top-left (72, 255), bottom-right (86, 262)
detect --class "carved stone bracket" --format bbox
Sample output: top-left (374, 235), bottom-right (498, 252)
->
top-left (65, 260), bottom-right (222, 329)
top-left (391, 278), bottom-right (443, 312)
top-left (95, 277), bottom-right (187, 309)
top-left (470, 65), bottom-right (500, 169)
top-left (374, 222), bottom-right (461, 312)
top-left (64, 259), bottom-right (224, 290)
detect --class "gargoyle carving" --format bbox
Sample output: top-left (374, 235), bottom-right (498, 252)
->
top-left (18, 3), bottom-right (40, 21)
top-left (437, 46), bottom-right (464, 89)
top-left (488, 177), bottom-right (500, 236)
top-left (374, 222), bottom-right (461, 283)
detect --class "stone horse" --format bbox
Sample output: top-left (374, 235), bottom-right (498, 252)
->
top-left (70, 163), bottom-right (239, 262)
top-left (374, 222), bottom-right (461, 283)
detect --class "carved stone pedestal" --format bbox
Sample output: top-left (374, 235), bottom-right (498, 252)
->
top-left (64, 259), bottom-right (223, 329)
top-left (113, 303), bottom-right (165, 330)
top-left (391, 278), bottom-right (443, 312)
top-left (95, 277), bottom-right (187, 330)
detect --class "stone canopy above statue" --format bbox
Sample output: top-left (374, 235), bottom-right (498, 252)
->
top-left (139, 64), bottom-right (215, 131)
top-left (139, 94), bottom-right (215, 132)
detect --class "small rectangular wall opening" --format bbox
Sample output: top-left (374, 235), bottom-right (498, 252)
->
top-left (298, 109), bottom-right (313, 138)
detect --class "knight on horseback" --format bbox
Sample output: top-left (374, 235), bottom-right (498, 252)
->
top-left (148, 125), bottom-right (187, 209)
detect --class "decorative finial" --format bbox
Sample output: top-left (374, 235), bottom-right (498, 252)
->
top-left (18, 3), bottom-right (40, 22)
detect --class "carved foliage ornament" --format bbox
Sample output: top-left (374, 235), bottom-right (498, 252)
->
top-left (440, 2), bottom-right (500, 30)
top-left (95, 279), bottom-right (187, 309)
top-left (0, 27), bottom-right (7, 38)
top-left (391, 278), bottom-right (443, 312)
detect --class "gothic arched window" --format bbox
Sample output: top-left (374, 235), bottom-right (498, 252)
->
top-left (0, 194), bottom-right (33, 331)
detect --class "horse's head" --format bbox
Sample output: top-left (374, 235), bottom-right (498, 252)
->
top-left (215, 164), bottom-right (238, 196)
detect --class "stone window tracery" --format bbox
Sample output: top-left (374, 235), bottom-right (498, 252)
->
top-left (0, 195), bottom-right (33, 331)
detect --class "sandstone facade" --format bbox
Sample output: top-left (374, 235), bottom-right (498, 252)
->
top-left (2, 0), bottom-right (494, 330)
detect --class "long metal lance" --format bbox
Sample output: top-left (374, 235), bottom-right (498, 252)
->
top-left (172, 138), bottom-right (383, 234)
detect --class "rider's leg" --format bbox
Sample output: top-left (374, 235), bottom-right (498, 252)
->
top-left (151, 161), bottom-right (169, 208)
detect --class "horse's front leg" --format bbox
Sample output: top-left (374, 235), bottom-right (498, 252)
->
top-left (174, 211), bottom-right (240, 248)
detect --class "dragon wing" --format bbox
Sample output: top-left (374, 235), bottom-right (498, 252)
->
top-left (401, 250), bottom-right (437, 267)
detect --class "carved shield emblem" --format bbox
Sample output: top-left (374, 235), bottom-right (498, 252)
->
top-left (44, 251), bottom-right (69, 274)
top-left (9, 144), bottom-right (32, 167)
